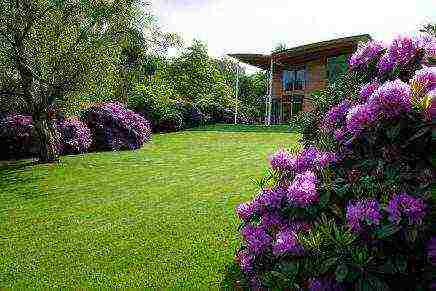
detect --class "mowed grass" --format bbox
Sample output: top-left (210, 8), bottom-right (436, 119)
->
top-left (0, 124), bottom-right (299, 288)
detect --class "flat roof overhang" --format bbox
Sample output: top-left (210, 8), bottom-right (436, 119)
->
top-left (228, 34), bottom-right (371, 69)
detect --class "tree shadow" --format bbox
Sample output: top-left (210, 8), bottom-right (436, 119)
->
top-left (188, 123), bottom-right (291, 133)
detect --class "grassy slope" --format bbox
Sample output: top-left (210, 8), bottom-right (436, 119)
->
top-left (0, 124), bottom-right (298, 288)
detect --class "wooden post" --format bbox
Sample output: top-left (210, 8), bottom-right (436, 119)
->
top-left (266, 58), bottom-right (273, 126)
top-left (234, 65), bottom-right (239, 125)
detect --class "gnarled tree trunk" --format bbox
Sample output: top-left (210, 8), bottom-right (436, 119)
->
top-left (33, 117), bottom-right (59, 163)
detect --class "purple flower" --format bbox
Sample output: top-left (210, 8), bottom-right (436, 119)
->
top-left (269, 149), bottom-right (295, 172)
top-left (241, 224), bottom-right (272, 255)
top-left (427, 236), bottom-right (436, 266)
top-left (236, 201), bottom-right (256, 222)
top-left (360, 82), bottom-right (380, 102)
top-left (287, 170), bottom-right (318, 207)
top-left (410, 66), bottom-right (436, 96)
top-left (334, 127), bottom-right (346, 141)
top-left (308, 277), bottom-right (345, 291)
top-left (260, 211), bottom-right (284, 230)
top-left (414, 34), bottom-right (436, 60)
top-left (57, 118), bottom-right (92, 154)
top-left (82, 102), bottom-right (152, 151)
top-left (345, 104), bottom-right (376, 135)
top-left (294, 147), bottom-right (318, 173)
top-left (272, 227), bottom-right (303, 255)
top-left (388, 35), bottom-right (417, 66)
top-left (367, 79), bottom-right (412, 119)
top-left (321, 101), bottom-right (351, 132)
top-left (256, 187), bottom-right (286, 210)
top-left (377, 53), bottom-right (396, 74)
top-left (315, 150), bottom-right (337, 169)
top-left (386, 193), bottom-right (426, 225)
top-left (346, 198), bottom-right (381, 232)
top-left (349, 40), bottom-right (386, 69)
top-left (235, 249), bottom-right (254, 273)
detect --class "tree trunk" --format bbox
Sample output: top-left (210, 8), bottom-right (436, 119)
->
top-left (33, 118), bottom-right (60, 163)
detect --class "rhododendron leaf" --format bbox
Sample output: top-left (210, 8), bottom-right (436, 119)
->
top-left (318, 191), bottom-right (331, 209)
top-left (335, 264), bottom-right (348, 282)
top-left (375, 224), bottom-right (401, 239)
top-left (320, 257), bottom-right (337, 274)
top-left (278, 261), bottom-right (299, 278)
top-left (395, 255), bottom-right (407, 273)
top-left (377, 259), bottom-right (396, 274)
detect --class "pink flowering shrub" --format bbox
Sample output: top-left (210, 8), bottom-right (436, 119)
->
top-left (231, 34), bottom-right (435, 290)
top-left (0, 113), bottom-right (35, 160)
top-left (56, 118), bottom-right (92, 155)
top-left (81, 102), bottom-right (152, 151)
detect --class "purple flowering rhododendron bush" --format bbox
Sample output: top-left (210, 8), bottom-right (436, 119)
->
top-left (232, 35), bottom-right (436, 290)
top-left (0, 113), bottom-right (35, 160)
top-left (56, 117), bottom-right (92, 155)
top-left (81, 102), bottom-right (152, 151)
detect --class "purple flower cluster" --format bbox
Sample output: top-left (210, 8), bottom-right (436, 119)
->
top-left (82, 102), bottom-right (152, 151)
top-left (341, 79), bottom-right (411, 138)
top-left (287, 170), bottom-right (318, 207)
top-left (272, 227), bottom-right (303, 255)
top-left (410, 66), bottom-right (436, 97)
top-left (345, 104), bottom-right (376, 135)
top-left (241, 224), bottom-right (272, 255)
top-left (57, 118), bottom-right (92, 155)
top-left (269, 149), bottom-right (295, 172)
top-left (377, 35), bottom-right (436, 74)
top-left (414, 34), bottom-right (436, 60)
top-left (321, 101), bottom-right (350, 132)
top-left (235, 249), bottom-right (254, 273)
top-left (359, 81), bottom-right (380, 102)
top-left (308, 277), bottom-right (345, 291)
top-left (0, 113), bottom-right (34, 159)
top-left (368, 79), bottom-right (412, 118)
top-left (349, 40), bottom-right (386, 69)
top-left (269, 147), bottom-right (337, 174)
top-left (386, 193), bottom-right (426, 225)
top-left (427, 236), bottom-right (436, 266)
top-left (346, 198), bottom-right (381, 232)
top-left (236, 188), bottom-right (286, 222)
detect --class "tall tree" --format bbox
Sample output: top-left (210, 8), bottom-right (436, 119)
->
top-left (0, 0), bottom-right (143, 162)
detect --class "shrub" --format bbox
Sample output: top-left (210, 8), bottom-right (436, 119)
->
top-left (157, 107), bottom-right (184, 132)
top-left (0, 113), bottom-right (35, 160)
top-left (81, 102), bottom-right (152, 151)
top-left (56, 117), bottom-right (92, 155)
top-left (233, 34), bottom-right (436, 290)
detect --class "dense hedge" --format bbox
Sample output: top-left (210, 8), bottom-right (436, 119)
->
top-left (81, 102), bottom-right (152, 151)
top-left (233, 35), bottom-right (436, 290)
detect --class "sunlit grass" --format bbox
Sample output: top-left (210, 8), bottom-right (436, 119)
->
top-left (0, 124), bottom-right (299, 287)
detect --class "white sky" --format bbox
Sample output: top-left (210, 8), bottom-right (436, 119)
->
top-left (152, 0), bottom-right (435, 72)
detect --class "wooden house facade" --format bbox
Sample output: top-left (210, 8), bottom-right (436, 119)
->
top-left (229, 34), bottom-right (371, 124)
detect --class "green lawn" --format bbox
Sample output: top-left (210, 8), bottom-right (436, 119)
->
top-left (0, 124), bottom-right (299, 288)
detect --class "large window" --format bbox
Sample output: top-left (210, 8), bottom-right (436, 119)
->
top-left (327, 54), bottom-right (348, 83)
top-left (282, 67), bottom-right (306, 92)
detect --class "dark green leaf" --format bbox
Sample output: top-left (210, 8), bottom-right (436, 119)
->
top-left (375, 224), bottom-right (401, 239)
top-left (335, 264), bottom-right (348, 282)
top-left (320, 257), bottom-right (337, 274)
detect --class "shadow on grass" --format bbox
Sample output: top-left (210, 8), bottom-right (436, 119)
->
top-left (188, 123), bottom-right (292, 133)
top-left (220, 262), bottom-right (248, 290)
top-left (0, 159), bottom-right (36, 175)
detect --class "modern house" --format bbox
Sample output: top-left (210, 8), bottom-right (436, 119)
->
top-left (229, 34), bottom-right (371, 124)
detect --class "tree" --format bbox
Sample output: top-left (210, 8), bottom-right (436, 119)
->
top-left (0, 0), bottom-right (143, 162)
top-left (420, 23), bottom-right (436, 36)
top-left (272, 42), bottom-right (288, 53)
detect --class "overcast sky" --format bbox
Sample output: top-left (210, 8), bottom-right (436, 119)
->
top-left (152, 0), bottom-right (435, 71)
